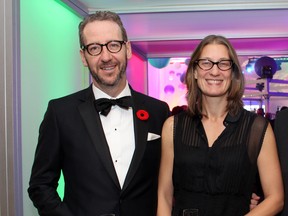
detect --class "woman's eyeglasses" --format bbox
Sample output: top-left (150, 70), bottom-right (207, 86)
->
top-left (195, 59), bottom-right (233, 71)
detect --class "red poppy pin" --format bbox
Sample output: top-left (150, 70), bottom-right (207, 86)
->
top-left (136, 110), bottom-right (149, 121)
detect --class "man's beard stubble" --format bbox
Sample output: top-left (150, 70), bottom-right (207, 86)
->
top-left (89, 60), bottom-right (127, 88)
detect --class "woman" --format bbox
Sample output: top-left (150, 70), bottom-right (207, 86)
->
top-left (157, 35), bottom-right (283, 216)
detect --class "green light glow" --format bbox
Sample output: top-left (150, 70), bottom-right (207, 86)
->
top-left (21, 0), bottom-right (87, 203)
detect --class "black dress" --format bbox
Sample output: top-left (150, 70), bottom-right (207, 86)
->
top-left (172, 109), bottom-right (268, 216)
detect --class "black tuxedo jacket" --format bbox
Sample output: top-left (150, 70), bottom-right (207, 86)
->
top-left (274, 109), bottom-right (288, 216)
top-left (28, 85), bottom-right (170, 216)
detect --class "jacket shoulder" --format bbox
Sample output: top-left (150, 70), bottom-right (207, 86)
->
top-left (49, 86), bottom-right (92, 104)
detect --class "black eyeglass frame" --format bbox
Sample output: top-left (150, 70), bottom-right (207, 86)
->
top-left (81, 40), bottom-right (127, 56)
top-left (195, 59), bottom-right (234, 71)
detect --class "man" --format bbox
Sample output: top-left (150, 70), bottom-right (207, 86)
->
top-left (28, 11), bottom-right (170, 216)
top-left (274, 108), bottom-right (288, 216)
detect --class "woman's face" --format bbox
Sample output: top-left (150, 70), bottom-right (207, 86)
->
top-left (194, 43), bottom-right (232, 98)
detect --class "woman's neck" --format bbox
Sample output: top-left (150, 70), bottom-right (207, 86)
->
top-left (201, 96), bottom-right (228, 119)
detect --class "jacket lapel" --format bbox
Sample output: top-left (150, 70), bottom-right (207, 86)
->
top-left (122, 90), bottom-right (149, 191)
top-left (78, 86), bottom-right (120, 189)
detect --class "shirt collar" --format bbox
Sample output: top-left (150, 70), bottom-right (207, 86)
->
top-left (196, 108), bottom-right (243, 127)
top-left (224, 109), bottom-right (243, 123)
top-left (92, 82), bottom-right (131, 100)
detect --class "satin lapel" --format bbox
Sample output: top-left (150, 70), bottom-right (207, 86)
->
top-left (78, 89), bottom-right (120, 189)
top-left (122, 91), bottom-right (148, 191)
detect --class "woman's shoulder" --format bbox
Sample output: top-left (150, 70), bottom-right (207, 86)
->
top-left (242, 108), bottom-right (265, 120)
top-left (240, 109), bottom-right (269, 136)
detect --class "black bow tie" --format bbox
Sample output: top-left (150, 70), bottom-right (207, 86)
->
top-left (94, 96), bottom-right (132, 116)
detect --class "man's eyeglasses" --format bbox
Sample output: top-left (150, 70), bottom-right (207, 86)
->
top-left (195, 59), bottom-right (233, 71)
top-left (81, 40), bottom-right (126, 56)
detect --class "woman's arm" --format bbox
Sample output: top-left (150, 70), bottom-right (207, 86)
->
top-left (246, 123), bottom-right (284, 215)
top-left (157, 116), bottom-right (175, 216)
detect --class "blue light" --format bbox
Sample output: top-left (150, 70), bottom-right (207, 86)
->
top-left (246, 64), bottom-right (254, 73)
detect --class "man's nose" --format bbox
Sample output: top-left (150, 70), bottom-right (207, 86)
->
top-left (100, 46), bottom-right (113, 61)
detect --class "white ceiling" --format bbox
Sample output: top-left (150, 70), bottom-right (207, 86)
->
top-left (61, 0), bottom-right (288, 58)
top-left (61, 0), bottom-right (288, 96)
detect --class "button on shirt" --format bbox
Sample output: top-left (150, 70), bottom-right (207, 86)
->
top-left (93, 83), bottom-right (135, 188)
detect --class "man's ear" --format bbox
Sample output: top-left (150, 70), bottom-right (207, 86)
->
top-left (125, 41), bottom-right (132, 60)
top-left (80, 49), bottom-right (88, 67)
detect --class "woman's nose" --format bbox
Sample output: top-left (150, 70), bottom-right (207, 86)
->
top-left (209, 64), bottom-right (220, 75)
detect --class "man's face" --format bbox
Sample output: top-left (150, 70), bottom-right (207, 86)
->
top-left (80, 20), bottom-right (132, 94)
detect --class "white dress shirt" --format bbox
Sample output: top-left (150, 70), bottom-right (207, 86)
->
top-left (93, 83), bottom-right (135, 188)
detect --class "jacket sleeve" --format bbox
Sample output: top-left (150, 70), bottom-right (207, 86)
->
top-left (28, 101), bottom-right (74, 216)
